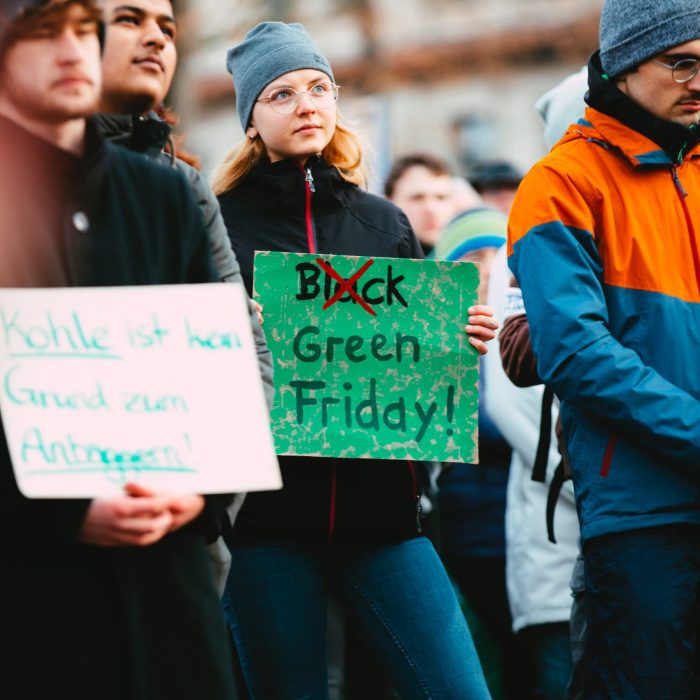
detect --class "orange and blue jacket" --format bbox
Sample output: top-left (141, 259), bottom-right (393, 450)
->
top-left (508, 106), bottom-right (700, 544)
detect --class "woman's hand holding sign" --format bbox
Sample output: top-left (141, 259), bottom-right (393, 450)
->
top-left (466, 305), bottom-right (499, 355)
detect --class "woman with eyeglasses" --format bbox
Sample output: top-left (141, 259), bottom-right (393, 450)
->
top-left (211, 22), bottom-right (494, 700)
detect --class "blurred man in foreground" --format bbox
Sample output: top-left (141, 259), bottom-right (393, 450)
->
top-left (0, 2), bottom-right (236, 697)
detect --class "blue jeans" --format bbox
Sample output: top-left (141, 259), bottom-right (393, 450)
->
top-left (518, 622), bottom-right (572, 700)
top-left (222, 536), bottom-right (491, 700)
top-left (566, 550), bottom-right (586, 700)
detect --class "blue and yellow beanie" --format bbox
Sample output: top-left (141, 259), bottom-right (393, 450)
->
top-left (433, 207), bottom-right (507, 262)
top-left (226, 22), bottom-right (334, 130)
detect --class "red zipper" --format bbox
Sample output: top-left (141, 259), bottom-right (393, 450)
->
top-left (406, 459), bottom-right (418, 498)
top-left (327, 465), bottom-right (337, 542)
top-left (301, 165), bottom-right (317, 254)
top-left (599, 433), bottom-right (617, 477)
top-left (301, 163), bottom-right (334, 539)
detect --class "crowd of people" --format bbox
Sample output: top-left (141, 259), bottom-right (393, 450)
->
top-left (1, 0), bottom-right (699, 699)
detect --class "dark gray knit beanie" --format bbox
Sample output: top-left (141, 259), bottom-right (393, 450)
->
top-left (600, 0), bottom-right (700, 77)
top-left (226, 22), bottom-right (334, 130)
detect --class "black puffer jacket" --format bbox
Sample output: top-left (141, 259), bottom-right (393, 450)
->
top-left (218, 156), bottom-right (426, 543)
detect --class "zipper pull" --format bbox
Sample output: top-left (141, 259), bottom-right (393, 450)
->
top-left (416, 493), bottom-right (423, 533)
top-left (672, 164), bottom-right (688, 198)
top-left (677, 143), bottom-right (687, 165)
top-left (305, 168), bottom-right (316, 193)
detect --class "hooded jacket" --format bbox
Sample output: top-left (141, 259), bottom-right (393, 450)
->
top-left (508, 53), bottom-right (700, 544)
top-left (218, 156), bottom-right (426, 542)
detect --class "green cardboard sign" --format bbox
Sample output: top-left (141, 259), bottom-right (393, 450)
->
top-left (254, 252), bottom-right (479, 462)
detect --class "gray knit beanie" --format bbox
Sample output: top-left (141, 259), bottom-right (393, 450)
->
top-left (600, 0), bottom-right (700, 77)
top-left (226, 22), bottom-right (334, 130)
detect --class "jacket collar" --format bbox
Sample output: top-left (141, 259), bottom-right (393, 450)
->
top-left (582, 51), bottom-right (700, 165)
top-left (94, 111), bottom-right (172, 160)
top-left (242, 155), bottom-right (347, 212)
top-left (0, 113), bottom-right (103, 180)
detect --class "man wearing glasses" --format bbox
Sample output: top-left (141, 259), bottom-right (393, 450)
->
top-left (508, 0), bottom-right (700, 697)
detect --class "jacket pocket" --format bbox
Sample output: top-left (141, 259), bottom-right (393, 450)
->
top-left (599, 433), bottom-right (617, 477)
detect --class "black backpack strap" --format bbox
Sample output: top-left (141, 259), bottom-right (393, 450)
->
top-left (532, 385), bottom-right (555, 482)
top-left (546, 460), bottom-right (568, 544)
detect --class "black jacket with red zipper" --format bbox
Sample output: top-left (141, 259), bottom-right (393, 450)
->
top-left (218, 155), bottom-right (426, 543)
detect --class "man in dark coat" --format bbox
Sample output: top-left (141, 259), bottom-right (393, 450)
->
top-left (97, 0), bottom-right (273, 407)
top-left (95, 0), bottom-right (276, 594)
top-left (0, 2), bottom-right (237, 697)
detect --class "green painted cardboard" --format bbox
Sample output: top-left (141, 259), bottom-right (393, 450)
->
top-left (254, 252), bottom-right (479, 462)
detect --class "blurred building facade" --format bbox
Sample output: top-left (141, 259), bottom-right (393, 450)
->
top-left (174, 0), bottom-right (603, 190)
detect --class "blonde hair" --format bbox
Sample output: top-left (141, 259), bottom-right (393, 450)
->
top-left (210, 115), bottom-right (367, 195)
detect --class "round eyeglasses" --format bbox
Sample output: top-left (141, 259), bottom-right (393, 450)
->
top-left (651, 57), bottom-right (700, 83)
top-left (257, 82), bottom-right (340, 115)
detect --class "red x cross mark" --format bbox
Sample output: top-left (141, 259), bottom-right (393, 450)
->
top-left (315, 258), bottom-right (377, 316)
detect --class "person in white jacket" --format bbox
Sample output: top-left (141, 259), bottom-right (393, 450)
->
top-left (484, 245), bottom-right (580, 699)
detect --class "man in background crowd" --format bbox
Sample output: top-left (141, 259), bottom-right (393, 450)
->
top-left (384, 152), bottom-right (457, 255)
top-left (96, 0), bottom-right (274, 595)
top-left (469, 159), bottom-right (522, 214)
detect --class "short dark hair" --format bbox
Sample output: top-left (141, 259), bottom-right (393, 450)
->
top-left (0, 0), bottom-right (101, 66)
top-left (468, 160), bottom-right (523, 193)
top-left (384, 153), bottom-right (452, 198)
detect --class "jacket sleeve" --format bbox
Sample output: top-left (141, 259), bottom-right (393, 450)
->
top-left (176, 161), bottom-right (274, 412)
top-left (407, 228), bottom-right (425, 259)
top-left (394, 209), bottom-right (424, 260)
top-left (485, 247), bottom-right (576, 506)
top-left (499, 313), bottom-right (541, 388)
top-left (181, 493), bottom-right (235, 543)
top-left (508, 163), bottom-right (700, 467)
top-left (177, 161), bottom-right (240, 283)
top-left (1, 450), bottom-right (91, 556)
